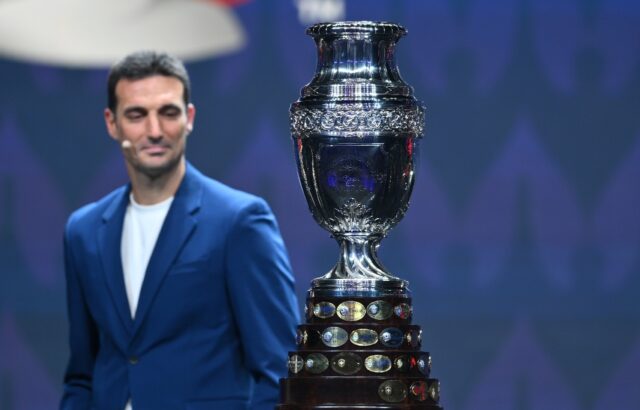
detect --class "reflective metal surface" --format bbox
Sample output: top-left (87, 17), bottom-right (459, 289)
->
top-left (305, 353), bottom-right (329, 374)
top-left (308, 278), bottom-right (409, 298)
top-left (296, 329), bottom-right (308, 346)
top-left (288, 354), bottom-right (304, 374)
top-left (313, 301), bottom-right (336, 319)
top-left (367, 300), bottom-right (393, 320)
top-left (378, 380), bottom-right (408, 403)
top-left (330, 352), bottom-right (362, 375)
top-left (336, 300), bottom-right (366, 321)
top-left (290, 21), bottom-right (424, 290)
top-left (321, 326), bottom-right (348, 347)
top-left (304, 302), bottom-right (312, 319)
top-left (350, 328), bottom-right (378, 347)
top-left (379, 327), bottom-right (404, 347)
top-left (364, 354), bottom-right (392, 373)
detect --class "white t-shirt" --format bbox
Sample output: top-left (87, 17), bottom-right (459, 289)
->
top-left (121, 193), bottom-right (173, 410)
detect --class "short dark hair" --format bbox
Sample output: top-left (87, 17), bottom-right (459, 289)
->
top-left (107, 50), bottom-right (191, 113)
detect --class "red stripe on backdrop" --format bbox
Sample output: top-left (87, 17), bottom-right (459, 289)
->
top-left (210, 0), bottom-right (251, 6)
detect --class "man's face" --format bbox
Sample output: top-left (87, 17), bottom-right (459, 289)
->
top-left (105, 75), bottom-right (195, 178)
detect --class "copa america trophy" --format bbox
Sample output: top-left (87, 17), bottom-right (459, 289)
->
top-left (278, 22), bottom-right (442, 409)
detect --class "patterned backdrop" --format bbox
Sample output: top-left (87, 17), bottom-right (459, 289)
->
top-left (0, 0), bottom-right (639, 409)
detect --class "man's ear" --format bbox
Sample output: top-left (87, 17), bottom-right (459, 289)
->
top-left (186, 103), bottom-right (196, 133)
top-left (104, 108), bottom-right (119, 140)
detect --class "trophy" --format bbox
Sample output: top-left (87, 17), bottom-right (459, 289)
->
top-left (278, 22), bottom-right (442, 409)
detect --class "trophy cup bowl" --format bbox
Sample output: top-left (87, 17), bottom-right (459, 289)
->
top-left (290, 21), bottom-right (424, 295)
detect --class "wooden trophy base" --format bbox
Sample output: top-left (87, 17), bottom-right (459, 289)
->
top-left (277, 289), bottom-right (443, 409)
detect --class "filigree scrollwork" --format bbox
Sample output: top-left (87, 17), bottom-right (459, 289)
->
top-left (290, 104), bottom-right (425, 137)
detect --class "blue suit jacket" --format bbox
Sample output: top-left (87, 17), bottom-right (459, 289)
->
top-left (61, 164), bottom-right (299, 410)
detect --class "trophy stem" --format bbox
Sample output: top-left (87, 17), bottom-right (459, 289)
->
top-left (309, 234), bottom-right (409, 298)
top-left (328, 234), bottom-right (396, 281)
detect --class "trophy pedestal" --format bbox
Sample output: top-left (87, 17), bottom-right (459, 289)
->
top-left (277, 285), bottom-right (442, 409)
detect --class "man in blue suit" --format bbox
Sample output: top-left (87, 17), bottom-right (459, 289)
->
top-left (61, 51), bottom-right (299, 410)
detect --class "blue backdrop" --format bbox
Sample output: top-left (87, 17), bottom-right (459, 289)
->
top-left (0, 0), bottom-right (639, 409)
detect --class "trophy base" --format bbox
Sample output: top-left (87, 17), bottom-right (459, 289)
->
top-left (278, 282), bottom-right (442, 409)
top-left (278, 376), bottom-right (442, 409)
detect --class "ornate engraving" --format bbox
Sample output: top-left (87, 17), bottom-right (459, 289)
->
top-left (327, 198), bottom-right (387, 234)
top-left (290, 104), bottom-right (425, 137)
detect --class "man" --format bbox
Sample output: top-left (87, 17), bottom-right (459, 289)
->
top-left (61, 51), bottom-right (299, 410)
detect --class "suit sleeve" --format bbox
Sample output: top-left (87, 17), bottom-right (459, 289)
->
top-left (60, 219), bottom-right (99, 410)
top-left (224, 199), bottom-right (300, 410)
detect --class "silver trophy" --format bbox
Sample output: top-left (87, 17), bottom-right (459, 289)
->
top-left (279, 22), bottom-right (441, 409)
top-left (290, 21), bottom-right (424, 296)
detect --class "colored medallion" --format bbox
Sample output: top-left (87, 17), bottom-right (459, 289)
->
top-left (429, 381), bottom-right (440, 401)
top-left (330, 352), bottom-right (362, 375)
top-left (405, 329), bottom-right (420, 347)
top-left (379, 327), bottom-right (404, 347)
top-left (313, 301), bottom-right (336, 319)
top-left (394, 355), bottom-right (410, 373)
top-left (321, 326), bottom-right (348, 348)
top-left (364, 354), bottom-right (392, 373)
top-left (350, 328), bottom-right (379, 347)
top-left (288, 354), bottom-right (304, 374)
top-left (336, 301), bottom-right (366, 321)
top-left (305, 302), bottom-right (313, 320)
top-left (394, 303), bottom-right (412, 319)
top-left (417, 354), bottom-right (430, 376)
top-left (378, 380), bottom-right (408, 403)
top-left (366, 300), bottom-right (392, 320)
top-left (305, 353), bottom-right (329, 374)
top-left (296, 329), bottom-right (308, 346)
top-left (410, 381), bottom-right (428, 401)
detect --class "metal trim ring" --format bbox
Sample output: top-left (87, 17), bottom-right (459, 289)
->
top-left (290, 104), bottom-right (425, 137)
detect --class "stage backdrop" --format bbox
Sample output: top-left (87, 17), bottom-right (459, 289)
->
top-left (1, 1), bottom-right (639, 409)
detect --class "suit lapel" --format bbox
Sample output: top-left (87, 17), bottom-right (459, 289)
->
top-left (131, 164), bottom-right (202, 338)
top-left (98, 186), bottom-right (134, 336)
